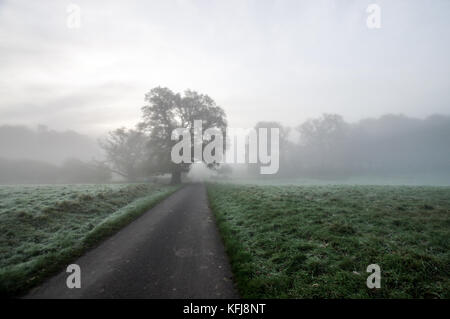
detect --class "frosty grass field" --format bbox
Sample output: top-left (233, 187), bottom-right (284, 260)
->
top-left (207, 183), bottom-right (450, 298)
top-left (0, 183), bottom-right (179, 297)
top-left (1, 182), bottom-right (449, 299)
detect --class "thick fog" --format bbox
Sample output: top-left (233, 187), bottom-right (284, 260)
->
top-left (0, 125), bottom-right (107, 184)
top-left (0, 1), bottom-right (449, 184)
top-left (1, 1), bottom-right (450, 133)
top-left (0, 125), bottom-right (101, 165)
top-left (0, 113), bottom-right (449, 185)
top-left (242, 114), bottom-right (450, 185)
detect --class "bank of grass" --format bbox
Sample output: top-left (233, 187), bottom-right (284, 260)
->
top-left (0, 183), bottom-right (180, 297)
top-left (207, 183), bottom-right (450, 298)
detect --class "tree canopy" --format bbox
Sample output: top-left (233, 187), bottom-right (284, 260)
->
top-left (138, 87), bottom-right (227, 184)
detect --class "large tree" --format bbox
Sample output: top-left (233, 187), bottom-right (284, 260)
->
top-left (139, 87), bottom-right (227, 184)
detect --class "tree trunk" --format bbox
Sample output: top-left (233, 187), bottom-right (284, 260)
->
top-left (170, 170), bottom-right (182, 185)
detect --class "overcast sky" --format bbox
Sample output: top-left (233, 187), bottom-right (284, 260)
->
top-left (0, 0), bottom-right (449, 136)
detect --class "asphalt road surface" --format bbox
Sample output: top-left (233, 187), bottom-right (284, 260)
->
top-left (26, 183), bottom-right (238, 299)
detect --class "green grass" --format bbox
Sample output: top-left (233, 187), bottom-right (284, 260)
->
top-left (207, 183), bottom-right (450, 298)
top-left (0, 183), bottom-right (180, 297)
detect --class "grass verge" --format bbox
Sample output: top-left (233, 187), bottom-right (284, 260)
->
top-left (207, 183), bottom-right (450, 298)
top-left (0, 183), bottom-right (180, 297)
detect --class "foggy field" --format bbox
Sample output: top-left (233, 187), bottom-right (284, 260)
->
top-left (0, 0), bottom-right (449, 304)
top-left (207, 183), bottom-right (450, 298)
top-left (0, 183), bottom-right (178, 297)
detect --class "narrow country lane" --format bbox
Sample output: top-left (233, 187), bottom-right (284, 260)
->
top-left (26, 183), bottom-right (238, 299)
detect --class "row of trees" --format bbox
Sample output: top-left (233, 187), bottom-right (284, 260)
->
top-left (0, 87), bottom-right (228, 184)
top-left (3, 87), bottom-right (446, 184)
top-left (101, 88), bottom-right (450, 183)
top-left (249, 114), bottom-right (450, 180)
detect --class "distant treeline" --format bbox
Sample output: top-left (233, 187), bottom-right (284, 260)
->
top-left (248, 114), bottom-right (450, 181)
top-left (0, 125), bottom-right (107, 184)
top-left (0, 125), bottom-right (100, 165)
top-left (0, 158), bottom-right (111, 184)
top-left (1, 113), bottom-right (449, 184)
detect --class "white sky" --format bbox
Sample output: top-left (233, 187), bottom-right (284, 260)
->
top-left (0, 0), bottom-right (449, 136)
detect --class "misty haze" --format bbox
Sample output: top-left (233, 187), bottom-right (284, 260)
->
top-left (0, 0), bottom-right (449, 302)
